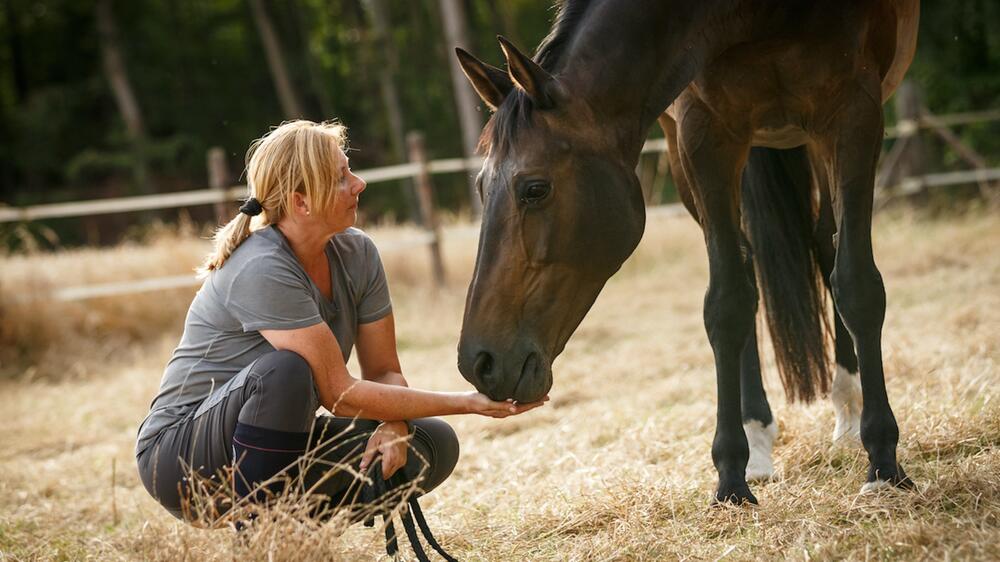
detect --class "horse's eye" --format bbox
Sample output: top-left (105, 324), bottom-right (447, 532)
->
top-left (519, 181), bottom-right (551, 205)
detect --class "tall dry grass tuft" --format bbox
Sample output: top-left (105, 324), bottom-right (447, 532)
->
top-left (0, 222), bottom-right (209, 379)
top-left (137, 415), bottom-right (434, 561)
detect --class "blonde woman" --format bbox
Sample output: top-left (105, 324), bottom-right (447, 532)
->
top-left (135, 120), bottom-right (545, 524)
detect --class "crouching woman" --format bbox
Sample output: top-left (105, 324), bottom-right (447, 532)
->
top-left (135, 120), bottom-right (544, 524)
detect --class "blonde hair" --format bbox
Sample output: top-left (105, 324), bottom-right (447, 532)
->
top-left (197, 120), bottom-right (347, 276)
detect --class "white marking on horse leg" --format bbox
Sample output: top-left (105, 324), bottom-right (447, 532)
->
top-left (860, 479), bottom-right (893, 494)
top-left (831, 365), bottom-right (863, 445)
top-left (743, 419), bottom-right (778, 482)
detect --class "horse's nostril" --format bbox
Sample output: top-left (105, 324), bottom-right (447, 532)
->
top-left (473, 351), bottom-right (494, 380)
top-left (521, 352), bottom-right (538, 378)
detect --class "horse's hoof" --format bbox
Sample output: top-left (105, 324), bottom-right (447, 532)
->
top-left (744, 420), bottom-right (777, 482)
top-left (713, 483), bottom-right (758, 506)
top-left (860, 465), bottom-right (915, 494)
top-left (860, 477), bottom-right (915, 494)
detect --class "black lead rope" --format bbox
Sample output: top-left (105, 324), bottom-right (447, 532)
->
top-left (361, 464), bottom-right (458, 562)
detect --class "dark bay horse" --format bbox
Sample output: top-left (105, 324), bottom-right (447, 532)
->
top-left (454, 0), bottom-right (920, 504)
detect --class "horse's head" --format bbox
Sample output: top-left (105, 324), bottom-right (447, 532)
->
top-left (454, 38), bottom-right (646, 402)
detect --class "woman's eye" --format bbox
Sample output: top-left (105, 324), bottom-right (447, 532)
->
top-left (519, 181), bottom-right (551, 205)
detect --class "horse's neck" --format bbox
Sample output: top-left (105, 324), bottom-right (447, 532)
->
top-left (559, 0), bottom-right (753, 160)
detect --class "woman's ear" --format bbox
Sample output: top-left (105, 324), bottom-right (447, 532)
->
top-left (291, 192), bottom-right (311, 217)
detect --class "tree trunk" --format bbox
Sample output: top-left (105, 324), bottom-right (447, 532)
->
top-left (290, 0), bottom-right (334, 117)
top-left (249, 0), bottom-right (306, 119)
top-left (485, 0), bottom-right (522, 47)
top-left (3, 0), bottom-right (27, 104)
top-left (437, 0), bottom-right (484, 216)
top-left (366, 0), bottom-right (422, 224)
top-left (95, 0), bottom-right (151, 194)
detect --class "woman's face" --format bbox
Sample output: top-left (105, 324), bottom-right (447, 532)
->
top-left (325, 147), bottom-right (367, 232)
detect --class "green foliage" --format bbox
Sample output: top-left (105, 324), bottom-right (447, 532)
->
top-left (0, 0), bottom-right (996, 245)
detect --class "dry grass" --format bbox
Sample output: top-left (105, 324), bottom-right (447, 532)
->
top-left (0, 207), bottom-right (998, 560)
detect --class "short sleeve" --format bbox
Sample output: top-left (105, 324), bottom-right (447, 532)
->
top-left (358, 236), bottom-right (393, 324)
top-left (225, 254), bottom-right (323, 332)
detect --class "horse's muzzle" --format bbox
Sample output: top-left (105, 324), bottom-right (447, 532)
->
top-left (458, 341), bottom-right (552, 403)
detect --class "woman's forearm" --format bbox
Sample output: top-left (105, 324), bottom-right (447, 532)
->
top-left (325, 378), bottom-right (470, 420)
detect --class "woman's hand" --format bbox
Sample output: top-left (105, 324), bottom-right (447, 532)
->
top-left (464, 392), bottom-right (549, 418)
top-left (360, 421), bottom-right (410, 479)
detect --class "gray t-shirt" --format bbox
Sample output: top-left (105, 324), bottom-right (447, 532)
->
top-left (135, 225), bottom-right (392, 455)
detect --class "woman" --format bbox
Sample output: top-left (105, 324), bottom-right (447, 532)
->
top-left (135, 120), bottom-right (544, 524)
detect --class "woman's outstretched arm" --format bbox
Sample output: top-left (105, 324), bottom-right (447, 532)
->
top-left (260, 322), bottom-right (545, 420)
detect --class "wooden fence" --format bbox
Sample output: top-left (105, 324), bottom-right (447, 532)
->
top-left (3, 101), bottom-right (998, 301)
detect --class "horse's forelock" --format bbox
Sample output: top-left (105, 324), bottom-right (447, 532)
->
top-left (480, 90), bottom-right (535, 157)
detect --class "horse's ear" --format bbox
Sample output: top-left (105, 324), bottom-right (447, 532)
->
top-left (497, 35), bottom-right (559, 110)
top-left (455, 48), bottom-right (513, 111)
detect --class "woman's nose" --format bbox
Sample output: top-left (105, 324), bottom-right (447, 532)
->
top-left (352, 174), bottom-right (367, 195)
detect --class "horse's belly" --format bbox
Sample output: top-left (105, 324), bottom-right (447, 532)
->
top-left (666, 0), bottom-right (916, 141)
top-left (751, 126), bottom-right (810, 149)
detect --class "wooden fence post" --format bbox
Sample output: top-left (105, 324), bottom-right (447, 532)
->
top-left (894, 80), bottom-right (925, 195)
top-left (206, 147), bottom-right (229, 224)
top-left (406, 131), bottom-right (446, 287)
top-left (876, 80), bottom-right (923, 201)
top-left (438, 0), bottom-right (484, 217)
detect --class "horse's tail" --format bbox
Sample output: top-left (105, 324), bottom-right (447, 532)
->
top-left (741, 146), bottom-right (831, 403)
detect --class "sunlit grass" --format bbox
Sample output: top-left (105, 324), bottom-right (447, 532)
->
top-left (0, 208), bottom-right (997, 560)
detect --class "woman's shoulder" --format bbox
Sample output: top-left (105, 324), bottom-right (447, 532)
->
top-left (217, 228), bottom-right (300, 279)
top-left (330, 227), bottom-right (378, 257)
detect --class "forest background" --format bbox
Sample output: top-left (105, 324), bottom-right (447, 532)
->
top-left (0, 0), bottom-right (998, 249)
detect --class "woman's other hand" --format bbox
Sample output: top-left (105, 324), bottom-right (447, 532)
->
top-left (465, 392), bottom-right (549, 418)
top-left (360, 421), bottom-right (410, 479)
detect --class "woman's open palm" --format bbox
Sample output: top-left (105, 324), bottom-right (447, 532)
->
top-left (465, 392), bottom-right (549, 418)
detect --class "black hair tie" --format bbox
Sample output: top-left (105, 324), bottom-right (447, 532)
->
top-left (239, 197), bottom-right (263, 217)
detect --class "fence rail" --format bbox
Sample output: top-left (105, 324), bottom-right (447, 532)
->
top-left (884, 108), bottom-right (1000, 138)
top-left (3, 105), bottom-right (998, 223)
top-left (895, 167), bottom-right (1000, 195)
top-left (46, 203), bottom-right (687, 302)
top-left (0, 144), bottom-right (678, 224)
top-left (5, 103), bottom-right (998, 301)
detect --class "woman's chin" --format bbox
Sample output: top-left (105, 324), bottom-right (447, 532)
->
top-left (332, 213), bottom-right (357, 233)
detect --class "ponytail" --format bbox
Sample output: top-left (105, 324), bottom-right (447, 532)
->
top-left (196, 211), bottom-right (254, 278)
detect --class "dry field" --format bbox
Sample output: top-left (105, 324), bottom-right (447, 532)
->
top-left (1, 206), bottom-right (998, 561)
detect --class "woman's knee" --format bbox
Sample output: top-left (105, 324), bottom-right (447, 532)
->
top-left (408, 418), bottom-right (460, 492)
top-left (240, 350), bottom-right (318, 431)
top-left (253, 351), bottom-right (316, 398)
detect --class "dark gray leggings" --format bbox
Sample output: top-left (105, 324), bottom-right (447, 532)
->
top-left (136, 350), bottom-right (460, 520)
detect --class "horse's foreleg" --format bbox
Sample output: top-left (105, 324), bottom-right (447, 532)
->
top-left (811, 153), bottom-right (863, 445)
top-left (815, 81), bottom-right (913, 492)
top-left (677, 99), bottom-right (756, 504)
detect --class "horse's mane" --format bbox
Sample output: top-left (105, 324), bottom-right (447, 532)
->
top-left (535, 0), bottom-right (596, 72)
top-left (479, 0), bottom-right (596, 156)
